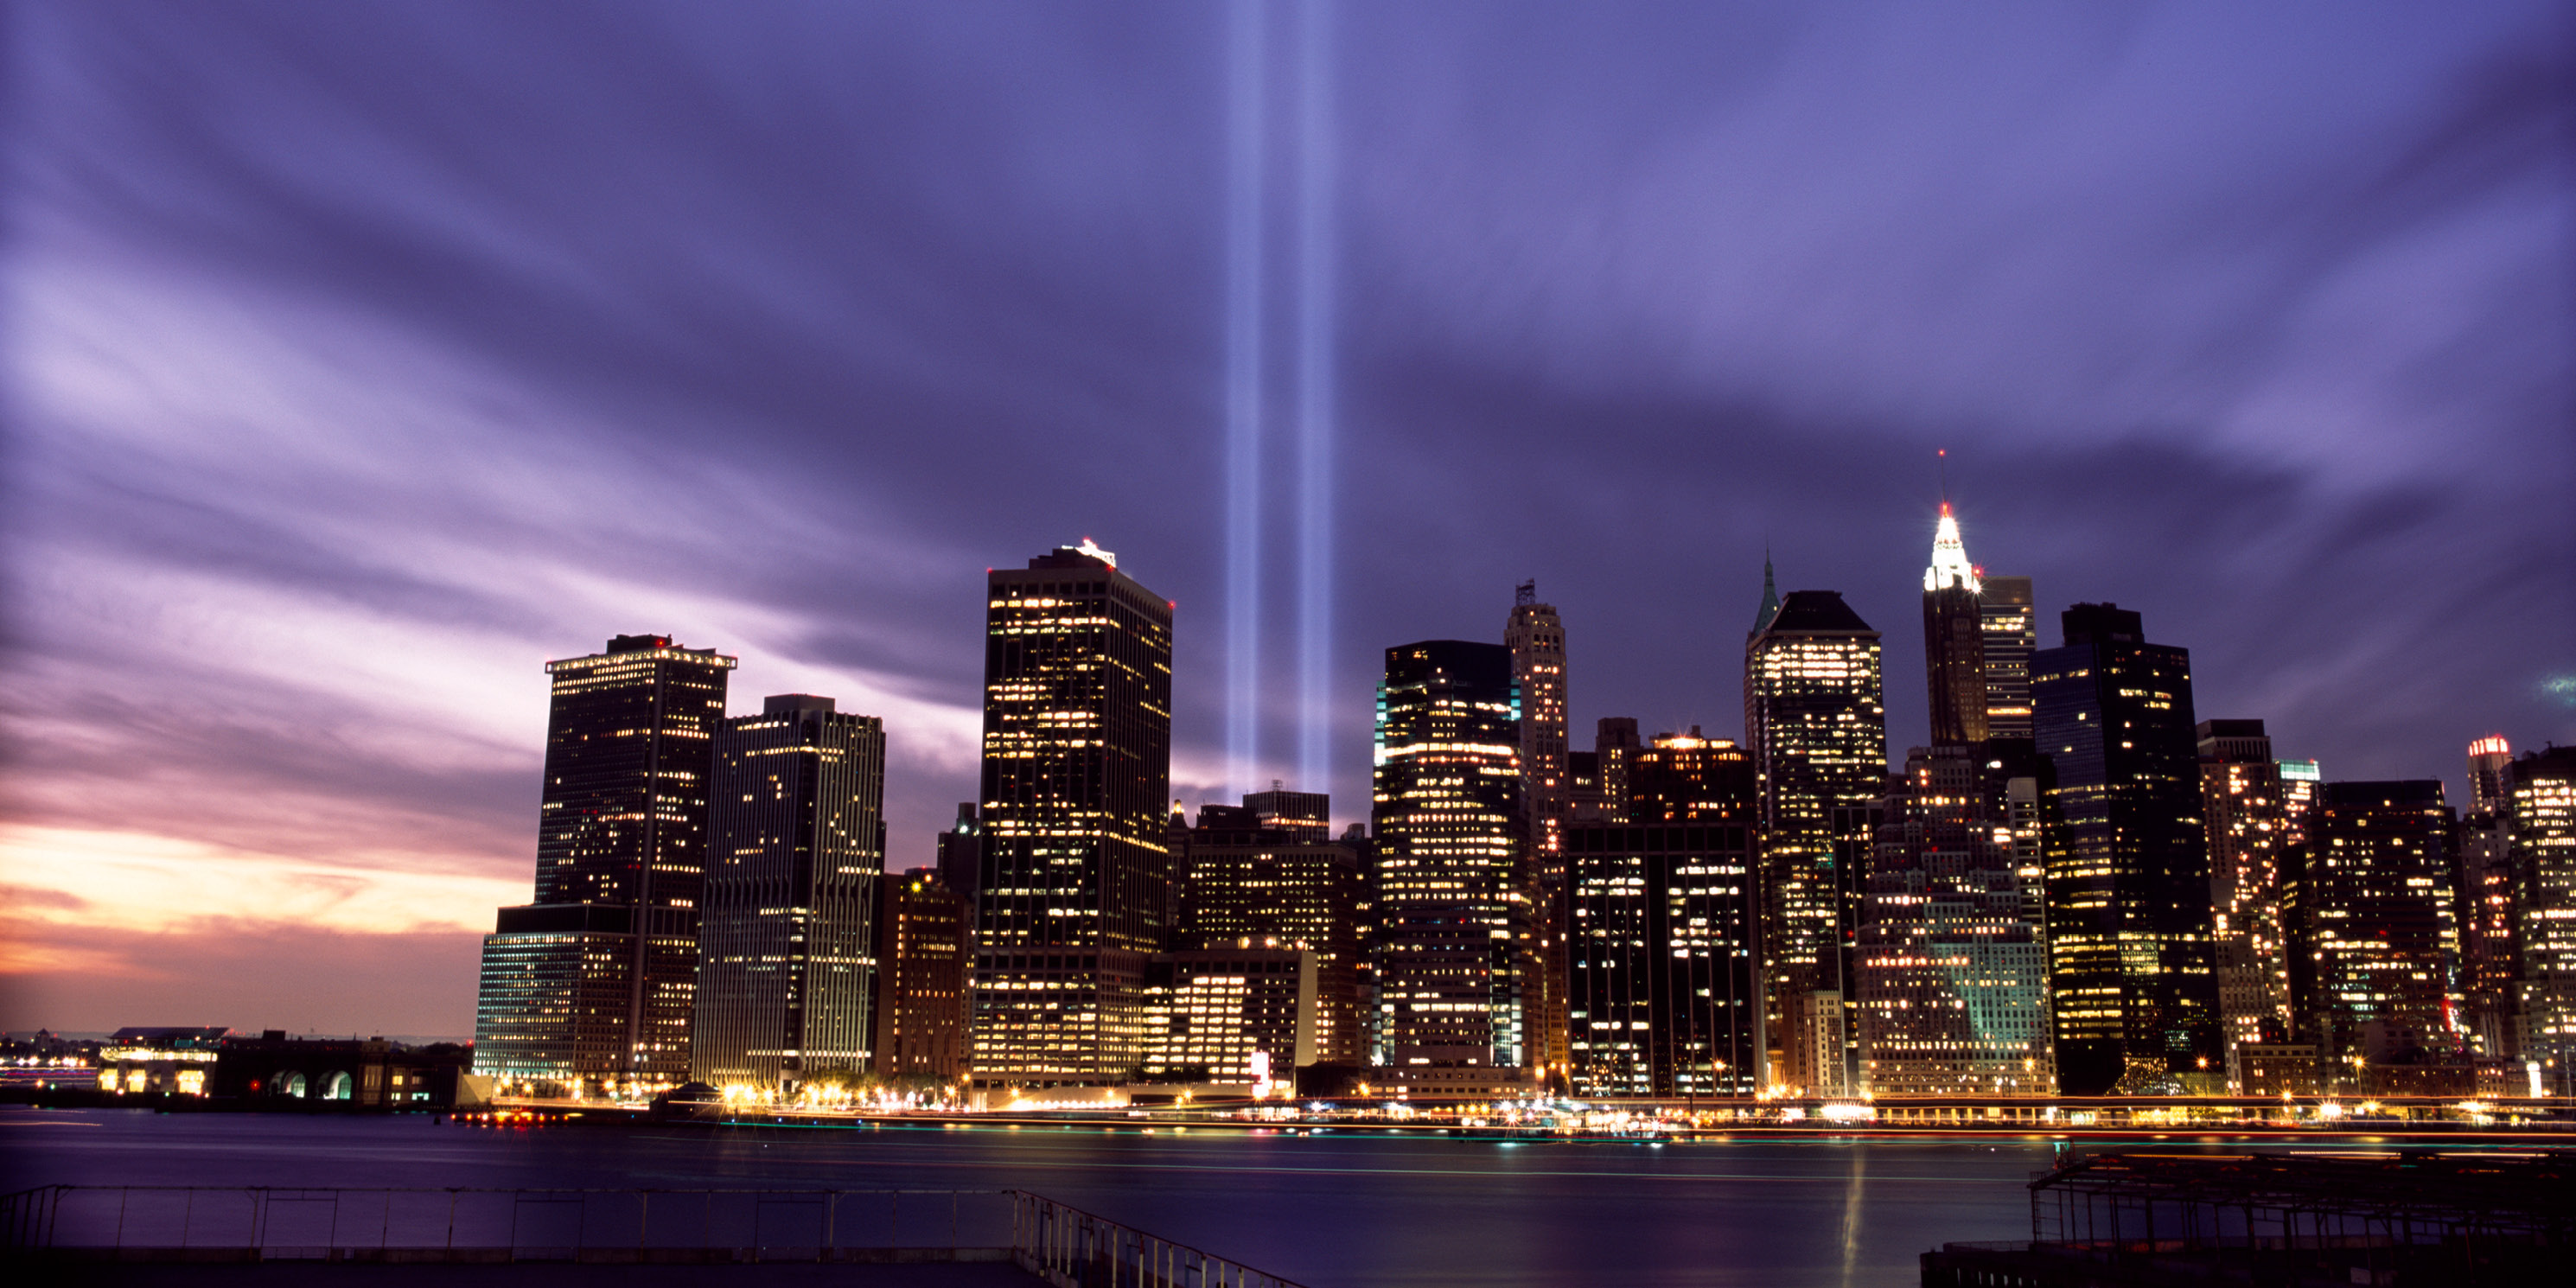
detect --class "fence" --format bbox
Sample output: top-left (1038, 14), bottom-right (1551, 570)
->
top-left (1, 1185), bottom-right (1312, 1285)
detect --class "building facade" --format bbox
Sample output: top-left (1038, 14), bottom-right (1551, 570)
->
top-left (2197, 719), bottom-right (2299, 1086)
top-left (1854, 743), bottom-right (2056, 1096)
top-left (474, 634), bottom-right (736, 1097)
top-left (1175, 797), bottom-right (1367, 1067)
top-left (1565, 821), bottom-right (1762, 1097)
top-left (1744, 585), bottom-right (1885, 1095)
top-left (2509, 746), bottom-right (2576, 1094)
top-left (2031, 603), bottom-right (2222, 1094)
top-left (1139, 948), bottom-right (1320, 1085)
top-left (1922, 506), bottom-right (1988, 746)
top-left (1370, 640), bottom-right (1531, 1078)
top-left (1506, 584), bottom-right (1572, 1083)
top-left (969, 544), bottom-right (1175, 1087)
top-left (2456, 736), bottom-right (2521, 1059)
top-left (2287, 781), bottom-right (2460, 1083)
top-left (691, 695), bottom-right (886, 1094)
top-left (874, 868), bottom-right (971, 1084)
top-left (1979, 576), bottom-right (2037, 743)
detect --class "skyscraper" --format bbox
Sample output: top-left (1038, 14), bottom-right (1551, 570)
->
top-left (2197, 719), bottom-right (2298, 1083)
top-left (1744, 587), bottom-right (1885, 1096)
top-left (934, 802), bottom-right (981, 900)
top-left (474, 634), bottom-right (736, 1097)
top-left (2287, 781), bottom-right (2459, 1083)
top-left (2032, 603), bottom-right (2222, 1094)
top-left (1370, 640), bottom-right (1531, 1084)
top-left (691, 695), bottom-right (886, 1095)
top-left (1176, 795), bottom-right (1367, 1067)
top-left (1922, 506), bottom-right (1988, 746)
top-left (2509, 745), bottom-right (2576, 1094)
top-left (874, 868), bottom-right (970, 1086)
top-left (969, 543), bottom-right (1174, 1087)
top-left (1506, 584), bottom-right (1572, 1081)
top-left (1979, 576), bottom-right (2037, 743)
top-left (1594, 717), bottom-right (1642, 823)
top-left (2457, 736), bottom-right (2521, 1058)
top-left (1625, 729), bottom-right (1755, 825)
top-left (1565, 819), bottom-right (1760, 1097)
top-left (1854, 743), bottom-right (2055, 1095)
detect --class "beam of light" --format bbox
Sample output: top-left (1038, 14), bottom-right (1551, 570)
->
top-left (1294, 0), bottom-right (1336, 802)
top-left (1225, 0), bottom-right (1268, 800)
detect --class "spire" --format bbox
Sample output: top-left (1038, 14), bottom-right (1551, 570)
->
top-left (1923, 503), bottom-right (1980, 595)
top-left (1753, 549), bottom-right (1782, 632)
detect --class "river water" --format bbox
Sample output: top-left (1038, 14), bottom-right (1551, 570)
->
top-left (1, 1109), bottom-right (2058, 1287)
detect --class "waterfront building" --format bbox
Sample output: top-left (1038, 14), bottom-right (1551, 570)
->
top-left (1744, 583), bottom-right (1884, 1095)
top-left (873, 868), bottom-right (971, 1084)
top-left (934, 802), bottom-right (981, 900)
top-left (474, 634), bottom-right (736, 1098)
top-left (1854, 743), bottom-right (2055, 1096)
top-left (1507, 584), bottom-right (1572, 1083)
top-left (1138, 948), bottom-right (1319, 1086)
top-left (2286, 781), bottom-right (2459, 1083)
top-left (691, 695), bottom-right (885, 1094)
top-left (1175, 795), bottom-right (1367, 1067)
top-left (2457, 736), bottom-right (2521, 1059)
top-left (2511, 745), bottom-right (2576, 1094)
top-left (2197, 718), bottom-right (2299, 1086)
top-left (1370, 640), bottom-right (1531, 1076)
top-left (1922, 506), bottom-right (1987, 745)
top-left (213, 1033), bottom-right (475, 1107)
top-left (1565, 820), bottom-right (1761, 1097)
top-left (969, 543), bottom-right (1175, 1087)
top-left (1979, 575), bottom-right (2037, 742)
top-left (2031, 603), bottom-right (2222, 1094)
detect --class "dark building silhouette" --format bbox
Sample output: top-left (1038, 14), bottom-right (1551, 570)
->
top-left (1625, 729), bottom-right (1756, 825)
top-left (2032, 603), bottom-right (2222, 1094)
top-left (1371, 640), bottom-right (1531, 1082)
top-left (1744, 578), bottom-right (1884, 1096)
top-left (1565, 820), bottom-right (1761, 1097)
top-left (691, 694), bottom-right (886, 1094)
top-left (1922, 506), bottom-right (1989, 745)
top-left (1244, 785), bottom-right (1331, 842)
top-left (474, 634), bottom-right (735, 1097)
top-left (969, 543), bottom-right (1175, 1087)
top-left (2288, 781), bottom-right (2459, 1083)
top-left (934, 802), bottom-right (981, 899)
top-left (1593, 717), bottom-right (1642, 824)
top-left (875, 868), bottom-right (970, 1084)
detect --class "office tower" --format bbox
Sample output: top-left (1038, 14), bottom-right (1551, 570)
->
top-left (1139, 949), bottom-right (1320, 1087)
top-left (1854, 743), bottom-right (2055, 1095)
top-left (692, 695), bottom-right (887, 1094)
top-left (2511, 745), bottom-right (2576, 1094)
top-left (1595, 717), bottom-right (1642, 822)
top-left (1371, 640), bottom-right (1531, 1082)
top-left (1626, 729), bottom-right (1756, 825)
top-left (1922, 506), bottom-right (1988, 745)
top-left (1565, 819), bottom-right (1761, 1097)
top-left (1566, 751), bottom-right (1611, 822)
top-left (1245, 784), bottom-right (1331, 842)
top-left (2287, 781), bottom-right (2459, 1083)
top-left (970, 543), bottom-right (1175, 1087)
top-left (2032, 603), bottom-right (2222, 1094)
top-left (1507, 584), bottom-right (1572, 1082)
top-left (2457, 736), bottom-right (2521, 1058)
top-left (474, 634), bottom-right (735, 1098)
top-left (1744, 587), bottom-right (1885, 1095)
top-left (1175, 796), bottom-right (1367, 1066)
top-left (873, 869), bottom-right (970, 1084)
top-left (1979, 576), bottom-right (2037, 742)
top-left (2197, 719), bottom-right (2297, 1083)
top-left (935, 803), bottom-right (981, 899)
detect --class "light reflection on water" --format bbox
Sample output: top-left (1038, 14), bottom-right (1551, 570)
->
top-left (0, 1110), bottom-right (2053, 1286)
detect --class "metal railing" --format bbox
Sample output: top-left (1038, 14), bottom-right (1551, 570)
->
top-left (3, 1185), bottom-right (1314, 1285)
top-left (1013, 1191), bottom-right (1307, 1288)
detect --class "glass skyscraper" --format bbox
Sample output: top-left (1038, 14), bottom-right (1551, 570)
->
top-left (1370, 639), bottom-right (1530, 1080)
top-left (690, 694), bottom-right (885, 1095)
top-left (473, 634), bottom-right (736, 1098)
top-left (968, 543), bottom-right (1174, 1087)
top-left (2032, 603), bottom-right (2222, 1094)
top-left (1744, 584), bottom-right (1884, 1095)
top-left (1565, 819), bottom-right (1760, 1098)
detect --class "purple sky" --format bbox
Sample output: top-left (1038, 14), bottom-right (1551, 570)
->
top-left (4, 2), bottom-right (2569, 1037)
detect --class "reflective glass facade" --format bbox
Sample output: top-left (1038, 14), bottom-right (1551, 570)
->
top-left (970, 545), bottom-right (1174, 1086)
top-left (691, 696), bottom-right (885, 1093)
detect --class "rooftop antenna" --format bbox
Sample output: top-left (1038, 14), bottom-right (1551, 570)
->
top-left (1515, 579), bottom-right (1536, 608)
top-left (1937, 448), bottom-right (1950, 513)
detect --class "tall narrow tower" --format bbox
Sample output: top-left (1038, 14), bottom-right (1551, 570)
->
top-left (1744, 584), bottom-right (1885, 1095)
top-left (1979, 577), bottom-right (2037, 742)
top-left (1506, 583), bottom-right (1571, 1080)
top-left (474, 634), bottom-right (736, 1098)
top-left (969, 542), bottom-right (1175, 1087)
top-left (1922, 505), bottom-right (1987, 746)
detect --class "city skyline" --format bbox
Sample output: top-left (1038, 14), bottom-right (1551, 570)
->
top-left (5, 3), bottom-right (2568, 1038)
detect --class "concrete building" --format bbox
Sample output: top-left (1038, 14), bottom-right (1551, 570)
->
top-left (2197, 718), bottom-right (2300, 1087)
top-left (1506, 583), bottom-right (1572, 1086)
top-left (2286, 781), bottom-right (2460, 1085)
top-left (1174, 797), bottom-right (1367, 1067)
top-left (874, 868), bottom-right (971, 1084)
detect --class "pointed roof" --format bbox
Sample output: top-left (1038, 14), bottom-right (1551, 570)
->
top-left (1761, 590), bottom-right (1875, 635)
top-left (1922, 503), bottom-right (1980, 595)
top-left (1753, 553), bottom-right (1782, 632)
